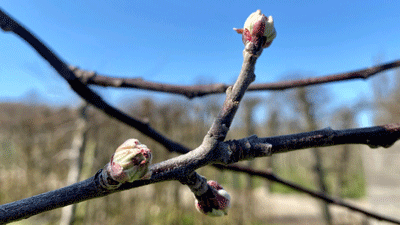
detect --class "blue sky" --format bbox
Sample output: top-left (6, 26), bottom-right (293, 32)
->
top-left (1, 1), bottom-right (400, 126)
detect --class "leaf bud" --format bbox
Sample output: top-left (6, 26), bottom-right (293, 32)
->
top-left (195, 180), bottom-right (231, 217)
top-left (106, 139), bottom-right (152, 183)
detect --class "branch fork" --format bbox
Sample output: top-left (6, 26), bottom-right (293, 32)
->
top-left (179, 9), bottom-right (276, 216)
top-left (5, 7), bottom-right (399, 224)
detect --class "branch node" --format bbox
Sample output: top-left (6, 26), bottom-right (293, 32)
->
top-left (248, 134), bottom-right (258, 140)
top-left (225, 86), bottom-right (233, 95)
top-left (259, 143), bottom-right (273, 156)
top-left (99, 166), bottom-right (122, 190)
top-left (184, 172), bottom-right (208, 196)
top-left (112, 78), bottom-right (124, 87)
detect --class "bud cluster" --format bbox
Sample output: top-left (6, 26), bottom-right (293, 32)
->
top-left (195, 180), bottom-right (231, 217)
top-left (235, 9), bottom-right (277, 49)
top-left (106, 139), bottom-right (152, 183)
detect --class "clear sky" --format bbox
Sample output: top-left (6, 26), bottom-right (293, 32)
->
top-left (1, 1), bottom-right (400, 125)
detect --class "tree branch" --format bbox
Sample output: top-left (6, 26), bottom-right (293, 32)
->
top-left (3, 121), bottom-right (400, 223)
top-left (221, 123), bottom-right (400, 158)
top-left (69, 60), bottom-right (400, 99)
top-left (0, 8), bottom-right (187, 155)
top-left (214, 164), bottom-right (400, 224)
top-left (2, 7), bottom-right (400, 224)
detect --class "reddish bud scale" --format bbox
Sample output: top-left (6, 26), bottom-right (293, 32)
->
top-left (195, 180), bottom-right (231, 217)
top-left (252, 18), bottom-right (266, 37)
top-left (107, 139), bottom-right (152, 183)
top-left (235, 9), bottom-right (276, 49)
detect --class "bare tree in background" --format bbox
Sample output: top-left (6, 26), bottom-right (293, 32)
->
top-left (59, 104), bottom-right (88, 225)
top-left (296, 87), bottom-right (332, 224)
top-left (2, 8), bottom-right (400, 225)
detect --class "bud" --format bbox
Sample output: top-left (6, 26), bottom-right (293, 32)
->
top-left (234, 9), bottom-right (276, 48)
top-left (195, 180), bottom-right (231, 217)
top-left (106, 139), bottom-right (152, 183)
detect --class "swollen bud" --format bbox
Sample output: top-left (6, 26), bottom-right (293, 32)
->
top-left (106, 139), bottom-right (152, 183)
top-left (195, 180), bottom-right (231, 217)
top-left (234, 9), bottom-right (276, 48)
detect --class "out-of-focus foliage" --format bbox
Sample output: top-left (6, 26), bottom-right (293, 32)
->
top-left (0, 87), bottom-right (367, 224)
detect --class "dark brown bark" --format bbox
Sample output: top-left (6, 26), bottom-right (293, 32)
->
top-left (68, 60), bottom-right (400, 99)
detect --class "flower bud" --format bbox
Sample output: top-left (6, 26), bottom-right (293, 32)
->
top-left (235, 10), bottom-right (276, 48)
top-left (106, 139), bottom-right (152, 183)
top-left (195, 180), bottom-right (231, 217)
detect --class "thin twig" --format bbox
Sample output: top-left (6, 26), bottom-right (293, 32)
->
top-left (220, 123), bottom-right (400, 158)
top-left (3, 123), bottom-right (400, 223)
top-left (214, 164), bottom-right (400, 224)
top-left (69, 60), bottom-right (400, 99)
top-left (2, 8), bottom-right (400, 225)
